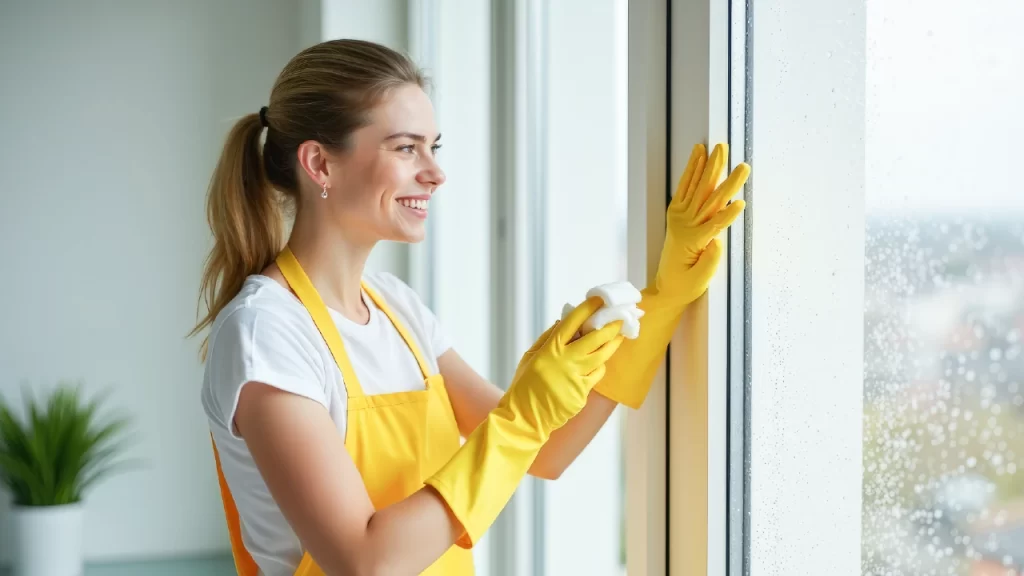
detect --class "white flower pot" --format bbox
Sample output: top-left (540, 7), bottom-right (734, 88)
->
top-left (11, 503), bottom-right (84, 576)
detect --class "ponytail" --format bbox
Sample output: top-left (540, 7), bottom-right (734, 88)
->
top-left (190, 113), bottom-right (283, 360)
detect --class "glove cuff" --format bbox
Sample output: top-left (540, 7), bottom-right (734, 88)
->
top-left (423, 407), bottom-right (545, 548)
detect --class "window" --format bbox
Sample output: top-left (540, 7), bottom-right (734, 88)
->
top-left (538, 0), bottom-right (630, 574)
top-left (861, 1), bottom-right (1024, 572)
top-left (725, 0), bottom-right (1024, 573)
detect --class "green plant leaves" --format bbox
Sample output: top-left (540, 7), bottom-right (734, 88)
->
top-left (0, 383), bottom-right (135, 507)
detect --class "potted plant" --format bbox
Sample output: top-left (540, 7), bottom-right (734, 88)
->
top-left (0, 383), bottom-right (134, 576)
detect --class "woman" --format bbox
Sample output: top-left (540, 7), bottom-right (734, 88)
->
top-left (194, 39), bottom-right (748, 576)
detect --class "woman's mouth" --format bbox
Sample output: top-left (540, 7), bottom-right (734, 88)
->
top-left (397, 197), bottom-right (429, 219)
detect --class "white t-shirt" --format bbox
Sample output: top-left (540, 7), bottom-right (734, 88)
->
top-left (200, 272), bottom-right (451, 576)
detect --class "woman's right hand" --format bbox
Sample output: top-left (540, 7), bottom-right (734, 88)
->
top-left (424, 296), bottom-right (625, 548)
top-left (499, 296), bottom-right (625, 437)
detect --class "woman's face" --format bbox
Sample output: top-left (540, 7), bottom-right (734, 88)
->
top-left (321, 83), bottom-right (445, 246)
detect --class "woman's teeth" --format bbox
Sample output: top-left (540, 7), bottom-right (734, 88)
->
top-left (398, 198), bottom-right (428, 210)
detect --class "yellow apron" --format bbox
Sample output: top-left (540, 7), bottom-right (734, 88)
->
top-left (212, 246), bottom-right (475, 575)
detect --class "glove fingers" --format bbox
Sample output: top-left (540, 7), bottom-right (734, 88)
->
top-left (692, 143), bottom-right (728, 214)
top-left (696, 162), bottom-right (750, 224)
top-left (696, 200), bottom-right (745, 246)
top-left (571, 320), bottom-right (623, 357)
top-left (679, 151), bottom-right (708, 214)
top-left (580, 334), bottom-right (625, 375)
top-left (675, 144), bottom-right (707, 211)
top-left (557, 296), bottom-right (604, 344)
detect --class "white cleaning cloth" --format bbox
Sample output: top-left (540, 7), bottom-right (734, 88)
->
top-left (561, 281), bottom-right (644, 339)
top-left (585, 283), bottom-right (642, 307)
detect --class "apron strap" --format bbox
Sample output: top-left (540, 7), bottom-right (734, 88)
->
top-left (276, 246), bottom-right (366, 399)
top-left (361, 284), bottom-right (432, 380)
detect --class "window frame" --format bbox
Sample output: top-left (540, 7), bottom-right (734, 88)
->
top-left (726, 0), bottom-right (753, 574)
top-left (663, 0), bottom-right (757, 573)
top-left (663, 0), bottom-right (734, 573)
top-left (622, 0), bottom-right (670, 574)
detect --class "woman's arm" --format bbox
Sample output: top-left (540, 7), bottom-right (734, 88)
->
top-left (439, 349), bottom-right (618, 480)
top-left (234, 382), bottom-right (463, 575)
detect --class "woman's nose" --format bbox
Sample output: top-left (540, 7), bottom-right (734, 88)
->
top-left (419, 158), bottom-right (446, 188)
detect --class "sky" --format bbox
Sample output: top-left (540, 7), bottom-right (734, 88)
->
top-left (865, 0), bottom-right (1024, 215)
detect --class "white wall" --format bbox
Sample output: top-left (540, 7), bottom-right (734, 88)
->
top-left (298, 0), bottom-right (324, 53)
top-left (0, 0), bottom-right (302, 563)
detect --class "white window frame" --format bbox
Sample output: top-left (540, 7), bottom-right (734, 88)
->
top-left (657, 0), bottom-right (755, 573)
top-left (667, 0), bottom-right (732, 572)
top-left (623, 0), bottom-right (737, 573)
top-left (623, 0), bottom-right (670, 574)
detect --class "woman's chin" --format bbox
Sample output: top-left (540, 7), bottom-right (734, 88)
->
top-left (390, 225), bottom-right (427, 244)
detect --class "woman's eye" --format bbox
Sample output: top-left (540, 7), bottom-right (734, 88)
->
top-left (431, 144), bottom-right (442, 155)
top-left (397, 145), bottom-right (416, 153)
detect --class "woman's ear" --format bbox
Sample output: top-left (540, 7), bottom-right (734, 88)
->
top-left (295, 140), bottom-right (332, 191)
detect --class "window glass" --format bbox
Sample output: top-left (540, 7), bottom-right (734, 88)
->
top-left (862, 0), bottom-right (1024, 572)
top-left (745, 0), bottom-right (1024, 572)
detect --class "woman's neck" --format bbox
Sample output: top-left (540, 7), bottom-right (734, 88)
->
top-left (284, 215), bottom-right (375, 324)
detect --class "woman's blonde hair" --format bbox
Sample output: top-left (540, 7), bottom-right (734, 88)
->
top-left (189, 39), bottom-right (426, 359)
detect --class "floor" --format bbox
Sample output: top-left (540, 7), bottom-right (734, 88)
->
top-left (2, 554), bottom-right (237, 576)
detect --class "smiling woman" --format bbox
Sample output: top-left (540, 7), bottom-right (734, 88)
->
top-left (188, 38), bottom-right (627, 576)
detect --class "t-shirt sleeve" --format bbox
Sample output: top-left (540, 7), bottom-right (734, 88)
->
top-left (203, 306), bottom-right (328, 438)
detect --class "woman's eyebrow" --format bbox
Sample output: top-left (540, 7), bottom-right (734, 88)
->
top-left (383, 132), bottom-right (442, 142)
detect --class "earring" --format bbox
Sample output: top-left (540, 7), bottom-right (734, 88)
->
top-left (321, 183), bottom-right (328, 199)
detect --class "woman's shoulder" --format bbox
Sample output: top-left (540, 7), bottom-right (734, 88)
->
top-left (210, 275), bottom-right (309, 333)
top-left (205, 275), bottom-right (327, 370)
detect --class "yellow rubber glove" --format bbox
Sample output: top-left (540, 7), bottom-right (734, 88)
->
top-left (424, 297), bottom-right (625, 547)
top-left (592, 142), bottom-right (750, 409)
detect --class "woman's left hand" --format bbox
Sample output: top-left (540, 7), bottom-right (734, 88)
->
top-left (655, 142), bottom-right (750, 304)
top-left (589, 142), bottom-right (751, 410)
